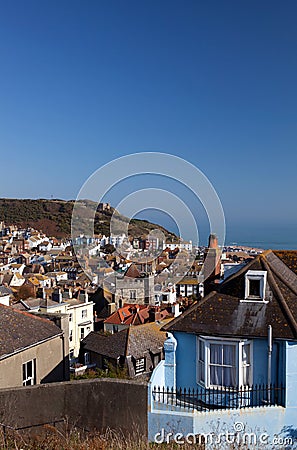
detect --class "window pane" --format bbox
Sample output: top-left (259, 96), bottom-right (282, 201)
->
top-left (200, 361), bottom-right (205, 383)
top-left (243, 366), bottom-right (250, 386)
top-left (210, 344), bottom-right (221, 364)
top-left (223, 366), bottom-right (237, 387)
top-left (210, 366), bottom-right (222, 385)
top-left (249, 279), bottom-right (260, 297)
top-left (223, 345), bottom-right (235, 365)
top-left (27, 360), bottom-right (33, 377)
top-left (199, 340), bottom-right (205, 362)
top-left (22, 360), bottom-right (35, 386)
top-left (242, 344), bottom-right (250, 363)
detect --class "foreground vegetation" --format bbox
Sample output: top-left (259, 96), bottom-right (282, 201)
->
top-left (0, 425), bottom-right (204, 450)
top-left (71, 362), bottom-right (130, 381)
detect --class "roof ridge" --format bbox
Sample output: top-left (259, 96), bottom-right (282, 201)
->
top-left (0, 303), bottom-right (59, 327)
top-left (124, 326), bottom-right (130, 357)
top-left (266, 252), bottom-right (297, 296)
top-left (261, 257), bottom-right (297, 338)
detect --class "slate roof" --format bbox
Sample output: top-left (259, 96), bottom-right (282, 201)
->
top-left (273, 251), bottom-right (297, 276)
top-left (2, 274), bottom-right (13, 285)
top-left (0, 304), bottom-right (62, 359)
top-left (0, 286), bottom-right (13, 297)
top-left (163, 250), bottom-right (297, 340)
top-left (82, 329), bottom-right (129, 360)
top-left (127, 321), bottom-right (168, 358)
top-left (13, 298), bottom-right (42, 311)
top-left (82, 320), bottom-right (170, 360)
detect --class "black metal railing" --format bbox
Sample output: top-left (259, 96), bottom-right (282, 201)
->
top-left (152, 383), bottom-right (285, 412)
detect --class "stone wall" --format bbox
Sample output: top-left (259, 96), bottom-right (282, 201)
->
top-left (0, 378), bottom-right (148, 436)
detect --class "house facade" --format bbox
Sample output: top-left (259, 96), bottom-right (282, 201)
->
top-left (148, 250), bottom-right (297, 447)
top-left (15, 289), bottom-right (94, 362)
top-left (0, 304), bottom-right (69, 389)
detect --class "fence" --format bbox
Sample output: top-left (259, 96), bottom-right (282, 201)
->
top-left (152, 383), bottom-right (285, 412)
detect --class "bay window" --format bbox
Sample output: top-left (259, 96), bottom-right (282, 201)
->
top-left (197, 337), bottom-right (252, 388)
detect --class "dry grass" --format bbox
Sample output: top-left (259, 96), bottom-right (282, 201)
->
top-left (0, 424), bottom-right (204, 450)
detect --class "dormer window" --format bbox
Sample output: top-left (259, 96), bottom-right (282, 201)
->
top-left (244, 270), bottom-right (267, 301)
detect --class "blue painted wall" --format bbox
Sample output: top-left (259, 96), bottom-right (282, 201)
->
top-left (173, 332), bottom-right (286, 389)
top-left (252, 339), bottom-right (285, 385)
top-left (174, 331), bottom-right (197, 389)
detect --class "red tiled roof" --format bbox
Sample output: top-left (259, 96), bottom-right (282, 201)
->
top-left (124, 264), bottom-right (141, 278)
top-left (104, 304), bottom-right (149, 325)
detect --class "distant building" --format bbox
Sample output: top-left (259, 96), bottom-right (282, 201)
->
top-left (14, 288), bottom-right (94, 362)
top-left (114, 264), bottom-right (155, 308)
top-left (80, 320), bottom-right (171, 377)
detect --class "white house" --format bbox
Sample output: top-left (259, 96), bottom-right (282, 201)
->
top-left (28, 236), bottom-right (43, 249)
top-left (163, 240), bottom-right (193, 252)
top-left (39, 240), bottom-right (53, 252)
top-left (9, 263), bottom-right (25, 275)
top-left (17, 289), bottom-right (94, 363)
top-left (154, 283), bottom-right (177, 306)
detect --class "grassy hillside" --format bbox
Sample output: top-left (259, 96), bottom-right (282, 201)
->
top-left (0, 198), bottom-right (178, 240)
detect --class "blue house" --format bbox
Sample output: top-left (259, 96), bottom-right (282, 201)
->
top-left (148, 250), bottom-right (297, 448)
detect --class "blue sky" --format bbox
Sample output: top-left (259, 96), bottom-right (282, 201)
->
top-left (0, 1), bottom-right (296, 244)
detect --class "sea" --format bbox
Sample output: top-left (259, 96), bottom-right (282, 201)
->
top-left (224, 224), bottom-right (297, 250)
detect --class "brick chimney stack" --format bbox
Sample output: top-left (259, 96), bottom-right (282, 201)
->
top-left (208, 233), bottom-right (218, 249)
top-left (203, 234), bottom-right (222, 295)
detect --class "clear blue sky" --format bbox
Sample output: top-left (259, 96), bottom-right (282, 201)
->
top-left (0, 1), bottom-right (296, 243)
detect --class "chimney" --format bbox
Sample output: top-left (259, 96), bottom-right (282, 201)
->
top-left (203, 234), bottom-right (222, 295)
top-left (108, 302), bottom-right (116, 315)
top-left (208, 233), bottom-right (218, 249)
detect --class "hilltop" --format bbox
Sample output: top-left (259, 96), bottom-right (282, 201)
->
top-left (0, 198), bottom-right (178, 240)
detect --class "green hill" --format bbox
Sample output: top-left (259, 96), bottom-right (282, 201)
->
top-left (0, 198), bottom-right (178, 240)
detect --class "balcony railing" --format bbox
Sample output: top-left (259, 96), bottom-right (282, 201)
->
top-left (152, 384), bottom-right (285, 412)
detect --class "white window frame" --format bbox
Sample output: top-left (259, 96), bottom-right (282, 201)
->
top-left (80, 327), bottom-right (85, 340)
top-left (243, 270), bottom-right (267, 302)
top-left (196, 337), bottom-right (252, 388)
top-left (22, 359), bottom-right (36, 386)
top-left (130, 290), bottom-right (136, 300)
top-left (84, 352), bottom-right (90, 365)
top-left (135, 357), bottom-right (145, 375)
top-left (82, 309), bottom-right (87, 319)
